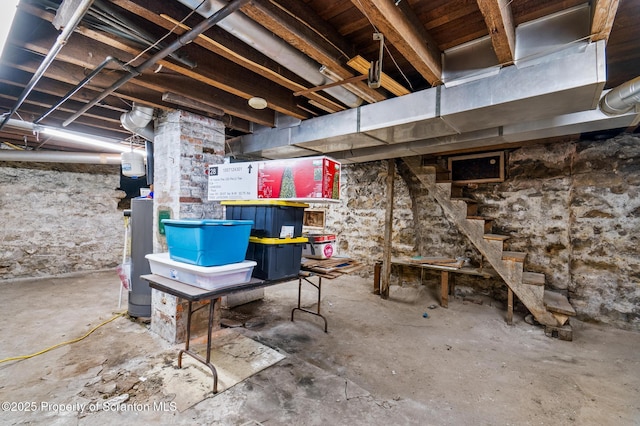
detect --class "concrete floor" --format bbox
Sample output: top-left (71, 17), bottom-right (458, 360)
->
top-left (1, 270), bottom-right (639, 425)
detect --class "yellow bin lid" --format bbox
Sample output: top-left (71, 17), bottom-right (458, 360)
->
top-left (249, 236), bottom-right (309, 244)
top-left (221, 200), bottom-right (309, 208)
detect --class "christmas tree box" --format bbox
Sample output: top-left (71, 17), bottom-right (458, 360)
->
top-left (257, 156), bottom-right (340, 201)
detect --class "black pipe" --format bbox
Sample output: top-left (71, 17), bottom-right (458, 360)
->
top-left (0, 0), bottom-right (96, 131)
top-left (34, 56), bottom-right (137, 124)
top-left (145, 140), bottom-right (154, 186)
top-left (63, 0), bottom-right (251, 128)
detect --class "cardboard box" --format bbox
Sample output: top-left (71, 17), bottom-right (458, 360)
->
top-left (257, 156), bottom-right (340, 200)
top-left (208, 156), bottom-right (340, 202)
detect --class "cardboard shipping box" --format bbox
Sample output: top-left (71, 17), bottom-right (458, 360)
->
top-left (208, 156), bottom-right (340, 202)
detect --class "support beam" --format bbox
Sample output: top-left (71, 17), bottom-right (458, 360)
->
top-left (17, 3), bottom-right (306, 122)
top-left (243, 0), bottom-right (386, 103)
top-left (441, 271), bottom-right (450, 308)
top-left (591, 0), bottom-right (620, 43)
top-left (381, 159), bottom-right (395, 299)
top-left (351, 0), bottom-right (442, 85)
top-left (476, 0), bottom-right (515, 65)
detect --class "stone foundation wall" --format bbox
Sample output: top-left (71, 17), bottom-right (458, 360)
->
top-left (2, 133), bottom-right (638, 330)
top-left (318, 134), bottom-right (640, 330)
top-left (0, 162), bottom-right (124, 280)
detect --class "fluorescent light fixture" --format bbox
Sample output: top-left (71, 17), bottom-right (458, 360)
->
top-left (41, 127), bottom-right (134, 153)
top-left (0, 0), bottom-right (20, 57)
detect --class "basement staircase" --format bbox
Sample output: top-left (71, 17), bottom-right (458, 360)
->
top-left (403, 157), bottom-right (576, 338)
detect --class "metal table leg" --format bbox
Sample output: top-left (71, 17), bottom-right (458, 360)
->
top-left (291, 275), bottom-right (328, 332)
top-left (177, 299), bottom-right (219, 392)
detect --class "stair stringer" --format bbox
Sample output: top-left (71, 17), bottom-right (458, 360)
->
top-left (403, 158), bottom-right (559, 326)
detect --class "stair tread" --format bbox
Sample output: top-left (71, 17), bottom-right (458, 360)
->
top-left (522, 272), bottom-right (545, 286)
top-left (467, 216), bottom-right (493, 221)
top-left (544, 290), bottom-right (576, 316)
top-left (502, 251), bottom-right (527, 262)
top-left (451, 197), bottom-right (478, 203)
top-left (421, 163), bottom-right (449, 172)
top-left (483, 234), bottom-right (509, 241)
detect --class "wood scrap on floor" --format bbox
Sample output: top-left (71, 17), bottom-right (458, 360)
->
top-left (301, 257), bottom-right (364, 278)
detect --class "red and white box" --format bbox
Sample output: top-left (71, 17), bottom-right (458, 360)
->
top-left (257, 156), bottom-right (340, 201)
top-left (302, 234), bottom-right (336, 259)
top-left (208, 156), bottom-right (340, 202)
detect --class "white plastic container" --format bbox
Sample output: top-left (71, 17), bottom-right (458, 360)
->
top-left (146, 252), bottom-right (256, 290)
top-left (302, 234), bottom-right (336, 259)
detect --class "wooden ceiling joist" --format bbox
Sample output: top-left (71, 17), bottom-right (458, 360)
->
top-left (591, 0), bottom-right (620, 43)
top-left (350, 0), bottom-right (442, 86)
top-left (241, 0), bottom-right (387, 103)
top-left (108, 0), bottom-right (347, 112)
top-left (476, 0), bottom-right (515, 65)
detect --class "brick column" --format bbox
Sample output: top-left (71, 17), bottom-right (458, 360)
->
top-left (150, 109), bottom-right (225, 343)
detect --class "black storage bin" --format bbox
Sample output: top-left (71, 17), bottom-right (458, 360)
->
top-left (246, 236), bottom-right (308, 280)
top-left (222, 200), bottom-right (308, 238)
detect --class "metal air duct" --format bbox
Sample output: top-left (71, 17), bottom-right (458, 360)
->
top-left (176, 0), bottom-right (362, 108)
top-left (121, 104), bottom-right (155, 141)
top-left (600, 76), bottom-right (640, 116)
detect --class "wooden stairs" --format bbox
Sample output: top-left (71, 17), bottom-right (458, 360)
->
top-left (403, 158), bottom-right (575, 335)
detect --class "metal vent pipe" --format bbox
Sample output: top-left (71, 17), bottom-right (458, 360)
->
top-left (121, 104), bottom-right (155, 141)
top-left (600, 76), bottom-right (640, 116)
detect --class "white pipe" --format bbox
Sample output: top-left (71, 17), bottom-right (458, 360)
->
top-left (176, 0), bottom-right (363, 108)
top-left (600, 76), bottom-right (640, 116)
top-left (0, 150), bottom-right (121, 164)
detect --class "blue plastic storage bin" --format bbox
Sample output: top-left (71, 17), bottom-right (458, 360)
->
top-left (162, 219), bottom-right (253, 266)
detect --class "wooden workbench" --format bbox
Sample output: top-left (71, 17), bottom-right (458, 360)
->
top-left (374, 258), bottom-right (496, 308)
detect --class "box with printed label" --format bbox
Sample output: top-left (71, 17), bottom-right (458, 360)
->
top-left (257, 156), bottom-right (340, 200)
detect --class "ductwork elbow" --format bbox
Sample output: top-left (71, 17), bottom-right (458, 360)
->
top-left (121, 104), bottom-right (155, 140)
top-left (600, 76), bottom-right (640, 116)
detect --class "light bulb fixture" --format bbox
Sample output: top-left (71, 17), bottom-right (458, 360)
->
top-left (41, 127), bottom-right (135, 153)
top-left (248, 97), bottom-right (268, 110)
